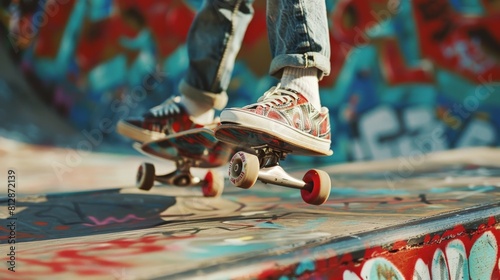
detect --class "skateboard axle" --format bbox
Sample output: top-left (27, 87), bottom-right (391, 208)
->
top-left (154, 157), bottom-right (202, 186)
top-left (155, 170), bottom-right (201, 186)
top-left (258, 165), bottom-right (308, 190)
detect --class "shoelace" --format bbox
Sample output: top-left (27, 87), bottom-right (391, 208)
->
top-left (251, 84), bottom-right (299, 108)
top-left (150, 97), bottom-right (181, 117)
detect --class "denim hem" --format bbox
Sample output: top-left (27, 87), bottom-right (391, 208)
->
top-left (179, 80), bottom-right (228, 110)
top-left (269, 52), bottom-right (331, 80)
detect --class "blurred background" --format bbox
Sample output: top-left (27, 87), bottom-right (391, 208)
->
top-left (1, 0), bottom-right (499, 166)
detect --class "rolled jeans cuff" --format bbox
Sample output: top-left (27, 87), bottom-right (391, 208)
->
top-left (269, 52), bottom-right (331, 80)
top-left (179, 80), bottom-right (228, 110)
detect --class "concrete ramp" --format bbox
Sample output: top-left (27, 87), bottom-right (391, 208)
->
top-left (0, 145), bottom-right (499, 279)
top-left (0, 43), bottom-right (78, 145)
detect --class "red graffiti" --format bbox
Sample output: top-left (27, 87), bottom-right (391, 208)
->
top-left (321, 0), bottom-right (500, 87)
top-left (413, 0), bottom-right (500, 82)
top-left (32, 0), bottom-right (196, 72)
top-left (1, 235), bottom-right (191, 278)
top-left (254, 216), bottom-right (500, 279)
top-left (322, 0), bottom-right (434, 87)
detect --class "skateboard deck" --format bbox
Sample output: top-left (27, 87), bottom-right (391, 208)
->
top-left (214, 123), bottom-right (333, 156)
top-left (140, 127), bottom-right (233, 168)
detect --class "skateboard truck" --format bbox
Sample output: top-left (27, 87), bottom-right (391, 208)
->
top-left (250, 147), bottom-right (306, 188)
top-left (228, 147), bottom-right (331, 205)
top-left (136, 157), bottom-right (224, 197)
top-left (155, 158), bottom-right (201, 186)
top-left (131, 128), bottom-right (231, 197)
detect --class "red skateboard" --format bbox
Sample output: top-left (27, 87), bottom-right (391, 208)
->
top-left (134, 128), bottom-right (233, 197)
top-left (214, 123), bottom-right (332, 205)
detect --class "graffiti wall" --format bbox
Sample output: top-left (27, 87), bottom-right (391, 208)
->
top-left (1, 0), bottom-right (500, 164)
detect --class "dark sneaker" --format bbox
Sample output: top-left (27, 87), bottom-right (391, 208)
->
top-left (220, 85), bottom-right (331, 154)
top-left (117, 96), bottom-right (213, 143)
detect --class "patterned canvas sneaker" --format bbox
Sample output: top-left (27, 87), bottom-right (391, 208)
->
top-left (117, 96), bottom-right (214, 143)
top-left (220, 85), bottom-right (331, 154)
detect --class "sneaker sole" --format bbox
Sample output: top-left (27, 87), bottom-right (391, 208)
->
top-left (220, 109), bottom-right (332, 155)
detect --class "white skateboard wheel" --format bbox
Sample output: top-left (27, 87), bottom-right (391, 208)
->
top-left (137, 162), bottom-right (155, 190)
top-left (202, 170), bottom-right (224, 197)
top-left (301, 169), bottom-right (331, 205)
top-left (228, 151), bottom-right (259, 189)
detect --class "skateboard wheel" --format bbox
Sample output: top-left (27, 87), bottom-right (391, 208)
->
top-left (228, 151), bottom-right (259, 189)
top-left (301, 169), bottom-right (331, 205)
top-left (137, 162), bottom-right (155, 190)
top-left (202, 170), bottom-right (224, 197)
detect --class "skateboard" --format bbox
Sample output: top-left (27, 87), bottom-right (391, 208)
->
top-left (214, 123), bottom-right (332, 205)
top-left (134, 128), bottom-right (233, 197)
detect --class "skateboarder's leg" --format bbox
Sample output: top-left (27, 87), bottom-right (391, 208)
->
top-left (181, 0), bottom-right (255, 119)
top-left (117, 0), bottom-right (254, 142)
top-left (220, 0), bottom-right (332, 154)
top-left (267, 0), bottom-right (330, 111)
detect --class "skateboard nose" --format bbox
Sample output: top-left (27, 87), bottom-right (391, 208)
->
top-left (126, 119), bottom-right (144, 127)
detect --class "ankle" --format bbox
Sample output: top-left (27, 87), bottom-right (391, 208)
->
top-left (180, 95), bottom-right (215, 125)
top-left (280, 67), bottom-right (321, 111)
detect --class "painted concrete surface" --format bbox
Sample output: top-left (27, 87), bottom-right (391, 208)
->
top-left (0, 141), bottom-right (499, 279)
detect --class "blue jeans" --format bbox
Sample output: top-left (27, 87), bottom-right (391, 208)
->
top-left (180, 0), bottom-right (331, 110)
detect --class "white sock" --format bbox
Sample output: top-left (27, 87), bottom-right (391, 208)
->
top-left (180, 95), bottom-right (215, 125)
top-left (280, 67), bottom-right (321, 111)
